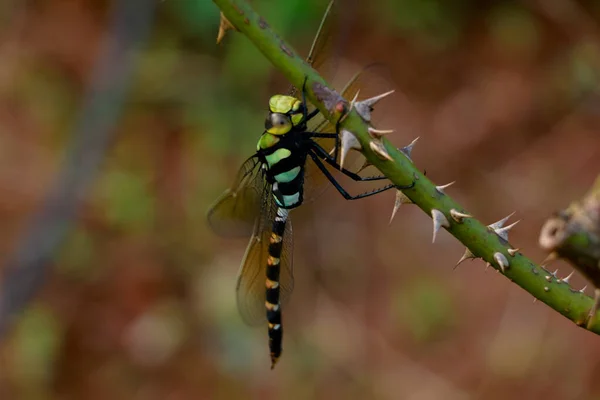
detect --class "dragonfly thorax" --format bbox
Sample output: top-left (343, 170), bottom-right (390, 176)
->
top-left (256, 131), bottom-right (307, 209)
top-left (256, 97), bottom-right (309, 210)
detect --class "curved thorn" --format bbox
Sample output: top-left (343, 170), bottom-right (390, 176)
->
top-left (354, 90), bottom-right (395, 122)
top-left (399, 137), bottom-right (419, 161)
top-left (454, 248), bottom-right (475, 270)
top-left (494, 252), bottom-right (509, 273)
top-left (488, 212), bottom-right (516, 230)
top-left (369, 140), bottom-right (393, 161)
top-left (217, 13), bottom-right (238, 44)
top-left (340, 129), bottom-right (362, 170)
top-left (450, 209), bottom-right (472, 223)
top-left (368, 126), bottom-right (394, 139)
top-left (435, 181), bottom-right (455, 195)
top-left (507, 248), bottom-right (519, 256)
top-left (389, 190), bottom-right (413, 225)
top-left (339, 90), bottom-right (360, 124)
top-left (431, 209), bottom-right (450, 243)
top-left (495, 220), bottom-right (520, 241)
top-left (561, 270), bottom-right (575, 284)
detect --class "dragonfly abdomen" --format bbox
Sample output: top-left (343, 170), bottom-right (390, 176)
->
top-left (266, 207), bottom-right (289, 368)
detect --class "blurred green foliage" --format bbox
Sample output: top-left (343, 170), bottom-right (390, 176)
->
top-left (100, 169), bottom-right (156, 233)
top-left (488, 3), bottom-right (540, 55)
top-left (10, 306), bottom-right (63, 390)
top-left (379, 0), bottom-right (469, 49)
top-left (394, 276), bottom-right (456, 342)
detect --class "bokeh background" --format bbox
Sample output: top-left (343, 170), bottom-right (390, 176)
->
top-left (1, 0), bottom-right (600, 399)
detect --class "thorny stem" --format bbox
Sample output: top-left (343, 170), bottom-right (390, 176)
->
top-left (213, 0), bottom-right (600, 334)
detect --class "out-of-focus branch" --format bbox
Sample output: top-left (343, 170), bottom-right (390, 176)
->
top-left (0, 0), bottom-right (158, 336)
top-left (540, 176), bottom-right (600, 313)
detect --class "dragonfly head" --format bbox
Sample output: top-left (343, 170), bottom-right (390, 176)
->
top-left (265, 95), bottom-right (305, 135)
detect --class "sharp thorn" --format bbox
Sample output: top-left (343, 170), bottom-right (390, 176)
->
top-left (399, 137), bottom-right (419, 161)
top-left (494, 220), bottom-right (520, 241)
top-left (389, 190), bottom-right (413, 225)
top-left (359, 90), bottom-right (395, 107)
top-left (435, 181), bottom-right (455, 194)
top-left (533, 297), bottom-right (538, 303)
top-left (454, 248), bottom-right (476, 270)
top-left (580, 285), bottom-right (587, 294)
top-left (551, 269), bottom-right (559, 279)
top-left (494, 252), bottom-right (509, 273)
top-left (488, 212), bottom-right (516, 230)
top-left (431, 209), bottom-right (450, 243)
top-left (561, 270), bottom-right (575, 284)
top-left (450, 209), bottom-right (472, 223)
top-left (217, 13), bottom-right (238, 44)
top-left (354, 90), bottom-right (395, 122)
top-left (340, 129), bottom-right (362, 170)
top-left (369, 140), bottom-right (393, 161)
top-left (368, 126), bottom-right (394, 139)
top-left (507, 248), bottom-right (519, 256)
top-left (338, 90), bottom-right (360, 124)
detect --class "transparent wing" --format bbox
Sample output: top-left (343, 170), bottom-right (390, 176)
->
top-left (288, 0), bottom-right (339, 98)
top-left (207, 156), bottom-right (264, 238)
top-left (235, 195), bottom-right (295, 326)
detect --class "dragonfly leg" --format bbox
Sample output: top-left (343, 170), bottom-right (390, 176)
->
top-left (308, 132), bottom-right (337, 139)
top-left (308, 150), bottom-right (396, 200)
top-left (310, 140), bottom-right (392, 179)
top-left (311, 141), bottom-right (415, 190)
top-left (310, 141), bottom-right (384, 181)
top-left (333, 110), bottom-right (343, 165)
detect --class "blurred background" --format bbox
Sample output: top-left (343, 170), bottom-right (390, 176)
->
top-left (1, 0), bottom-right (600, 399)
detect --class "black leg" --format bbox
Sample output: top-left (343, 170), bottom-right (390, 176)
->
top-left (307, 132), bottom-right (337, 139)
top-left (301, 77), bottom-right (320, 124)
top-left (311, 141), bottom-right (415, 190)
top-left (311, 142), bottom-right (383, 181)
top-left (308, 150), bottom-right (395, 200)
top-left (333, 110), bottom-right (343, 165)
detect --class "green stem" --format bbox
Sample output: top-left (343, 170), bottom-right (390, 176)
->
top-left (213, 0), bottom-right (600, 333)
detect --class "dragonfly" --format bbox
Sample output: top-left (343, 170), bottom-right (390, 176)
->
top-left (207, 0), bottom-right (413, 369)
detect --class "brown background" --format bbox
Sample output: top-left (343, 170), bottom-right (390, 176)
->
top-left (1, 0), bottom-right (600, 399)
